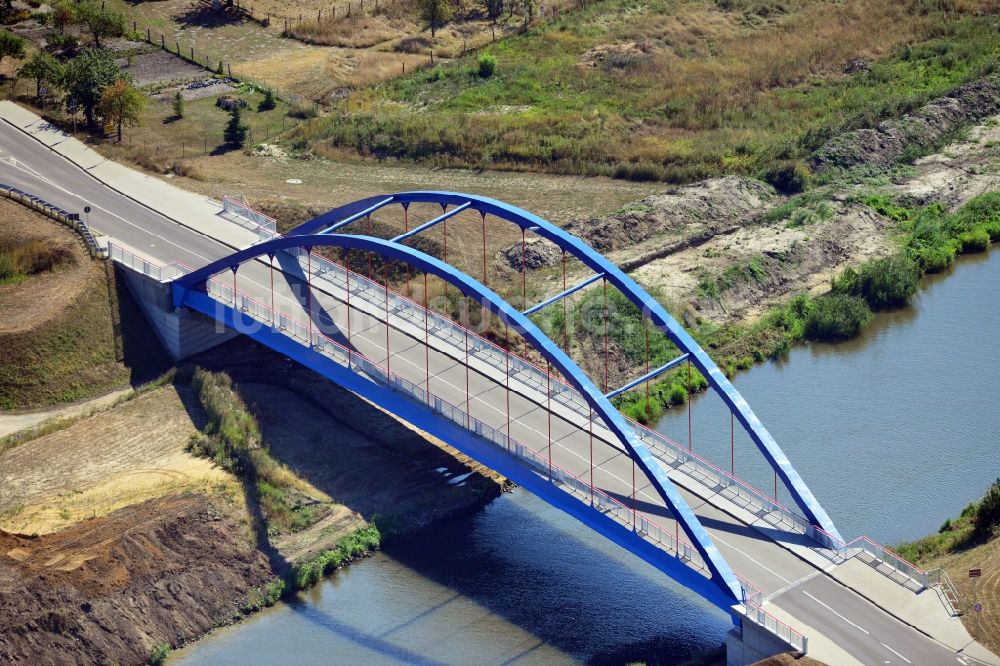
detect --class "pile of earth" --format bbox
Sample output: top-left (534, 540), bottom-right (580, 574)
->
top-left (809, 75), bottom-right (1000, 174)
top-left (0, 495), bottom-right (273, 665)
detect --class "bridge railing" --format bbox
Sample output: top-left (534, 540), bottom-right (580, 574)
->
top-left (810, 526), bottom-right (929, 589)
top-left (193, 259), bottom-right (812, 652)
top-left (201, 232), bottom-right (930, 597)
top-left (278, 248), bottom-right (821, 537)
top-left (108, 242), bottom-right (190, 282)
top-left (204, 272), bottom-right (711, 575)
top-left (221, 195), bottom-right (279, 242)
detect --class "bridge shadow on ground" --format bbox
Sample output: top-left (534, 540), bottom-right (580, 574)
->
top-left (187, 335), bottom-right (505, 547)
top-left (185, 337), bottom-right (731, 664)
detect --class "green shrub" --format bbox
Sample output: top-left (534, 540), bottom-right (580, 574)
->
top-left (804, 294), bottom-right (871, 341)
top-left (957, 227), bottom-right (990, 253)
top-left (287, 101), bottom-right (318, 119)
top-left (48, 33), bottom-right (78, 48)
top-left (477, 53), bottom-right (497, 78)
top-left (973, 478), bottom-right (1000, 540)
top-left (832, 255), bottom-right (920, 310)
top-left (763, 160), bottom-right (811, 194)
top-left (148, 643), bottom-right (170, 666)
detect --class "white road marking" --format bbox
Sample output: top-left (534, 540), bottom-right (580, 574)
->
top-left (881, 642), bottom-right (911, 664)
top-left (1, 127), bottom-right (800, 597)
top-left (957, 657), bottom-right (969, 665)
top-left (802, 591), bottom-right (870, 635)
top-left (711, 533), bottom-right (792, 584)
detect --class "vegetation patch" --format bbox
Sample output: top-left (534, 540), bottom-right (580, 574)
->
top-left (187, 368), bottom-right (323, 535)
top-left (297, 0), bottom-right (1000, 181)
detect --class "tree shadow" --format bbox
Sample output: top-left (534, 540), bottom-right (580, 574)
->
top-left (173, 4), bottom-right (251, 28)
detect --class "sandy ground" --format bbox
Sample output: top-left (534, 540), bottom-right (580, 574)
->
top-left (0, 386), bottom-right (234, 535)
top-left (894, 114), bottom-right (1000, 208)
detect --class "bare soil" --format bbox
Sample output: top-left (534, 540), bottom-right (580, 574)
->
top-left (118, 49), bottom-right (207, 88)
top-left (810, 76), bottom-right (1000, 175)
top-left (0, 385), bottom-right (234, 535)
top-left (0, 494), bottom-right (273, 666)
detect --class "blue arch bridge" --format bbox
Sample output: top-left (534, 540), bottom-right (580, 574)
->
top-left (112, 191), bottom-right (966, 665)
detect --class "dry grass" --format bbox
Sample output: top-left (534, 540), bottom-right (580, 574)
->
top-left (0, 200), bottom-right (172, 410)
top-left (924, 536), bottom-right (1000, 657)
top-left (0, 385), bottom-right (236, 535)
top-left (306, 0), bottom-right (1000, 179)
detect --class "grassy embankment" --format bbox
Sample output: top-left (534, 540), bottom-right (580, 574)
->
top-left (185, 367), bottom-right (384, 610)
top-left (894, 479), bottom-right (1000, 656)
top-left (0, 200), bottom-right (171, 410)
top-left (295, 0), bottom-right (1000, 182)
top-left (589, 192), bottom-right (1000, 422)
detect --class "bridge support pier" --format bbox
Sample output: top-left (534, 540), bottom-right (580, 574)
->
top-left (725, 607), bottom-right (806, 666)
top-left (117, 263), bottom-right (237, 360)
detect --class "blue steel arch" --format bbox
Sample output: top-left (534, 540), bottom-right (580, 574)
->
top-left (174, 232), bottom-right (745, 607)
top-left (290, 191), bottom-right (843, 543)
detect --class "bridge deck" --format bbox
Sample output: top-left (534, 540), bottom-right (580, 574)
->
top-left (0, 102), bottom-right (992, 665)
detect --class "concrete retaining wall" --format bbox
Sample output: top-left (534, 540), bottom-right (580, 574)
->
top-left (117, 263), bottom-right (237, 360)
top-left (726, 608), bottom-right (802, 666)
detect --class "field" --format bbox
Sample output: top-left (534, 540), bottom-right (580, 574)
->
top-left (298, 0), bottom-right (1000, 180)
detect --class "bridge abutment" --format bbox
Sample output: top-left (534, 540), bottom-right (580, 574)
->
top-left (117, 263), bottom-right (237, 360)
top-left (725, 607), bottom-right (804, 666)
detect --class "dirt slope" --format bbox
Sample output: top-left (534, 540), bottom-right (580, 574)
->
top-left (0, 495), bottom-right (273, 666)
top-left (0, 385), bottom-right (233, 535)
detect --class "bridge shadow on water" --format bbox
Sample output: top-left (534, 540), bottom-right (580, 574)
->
top-left (183, 336), bottom-right (730, 665)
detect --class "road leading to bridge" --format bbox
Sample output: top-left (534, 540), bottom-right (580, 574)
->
top-left (1, 111), bottom-right (994, 666)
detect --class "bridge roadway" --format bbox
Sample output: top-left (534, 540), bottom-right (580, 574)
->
top-left (0, 117), bottom-right (983, 666)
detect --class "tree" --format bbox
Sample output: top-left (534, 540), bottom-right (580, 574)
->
top-left (0, 31), bottom-right (25, 72)
top-left (74, 2), bottom-right (125, 48)
top-left (97, 79), bottom-right (145, 142)
top-left (51, 1), bottom-right (75, 33)
top-left (418, 0), bottom-right (452, 37)
top-left (172, 90), bottom-right (184, 119)
top-left (63, 48), bottom-right (121, 127)
top-left (258, 88), bottom-right (275, 111)
top-left (484, 0), bottom-right (503, 18)
top-left (520, 0), bottom-right (535, 26)
top-left (18, 50), bottom-right (63, 101)
top-left (223, 104), bottom-right (247, 147)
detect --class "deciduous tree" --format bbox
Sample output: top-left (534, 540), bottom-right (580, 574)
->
top-left (419, 0), bottom-right (452, 37)
top-left (18, 50), bottom-right (63, 100)
top-left (62, 48), bottom-right (121, 127)
top-left (0, 30), bottom-right (26, 72)
top-left (74, 2), bottom-right (125, 48)
top-left (97, 78), bottom-right (145, 142)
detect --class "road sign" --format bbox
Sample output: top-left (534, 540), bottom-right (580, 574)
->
top-left (974, 602), bottom-right (983, 613)
top-left (970, 568), bottom-right (982, 578)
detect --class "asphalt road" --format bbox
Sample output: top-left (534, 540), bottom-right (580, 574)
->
top-left (0, 120), bottom-right (980, 666)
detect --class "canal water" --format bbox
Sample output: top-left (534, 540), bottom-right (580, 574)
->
top-left (175, 251), bottom-right (1000, 665)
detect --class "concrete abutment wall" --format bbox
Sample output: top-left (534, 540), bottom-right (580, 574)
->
top-left (116, 263), bottom-right (237, 360)
top-left (726, 607), bottom-right (804, 666)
